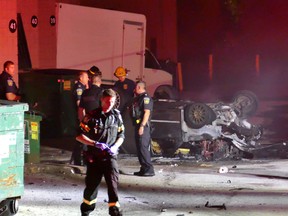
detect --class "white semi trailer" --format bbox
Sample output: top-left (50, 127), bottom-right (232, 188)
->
top-left (55, 3), bottom-right (173, 95)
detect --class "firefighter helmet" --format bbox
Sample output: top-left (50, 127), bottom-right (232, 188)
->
top-left (114, 66), bottom-right (127, 77)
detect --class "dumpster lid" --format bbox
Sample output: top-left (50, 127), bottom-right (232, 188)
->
top-left (0, 100), bottom-right (29, 113)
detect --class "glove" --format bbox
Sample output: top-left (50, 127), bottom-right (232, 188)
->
top-left (94, 142), bottom-right (109, 151)
top-left (107, 144), bottom-right (119, 156)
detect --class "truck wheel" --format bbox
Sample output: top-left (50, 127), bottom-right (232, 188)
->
top-left (232, 90), bottom-right (258, 118)
top-left (184, 103), bottom-right (216, 129)
top-left (112, 87), bottom-right (132, 113)
top-left (153, 85), bottom-right (179, 100)
top-left (119, 109), bottom-right (137, 154)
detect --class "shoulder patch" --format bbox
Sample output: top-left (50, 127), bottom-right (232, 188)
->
top-left (76, 88), bottom-right (83, 96)
top-left (7, 80), bottom-right (13, 86)
top-left (144, 97), bottom-right (150, 104)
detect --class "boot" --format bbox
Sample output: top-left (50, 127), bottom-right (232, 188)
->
top-left (109, 206), bottom-right (122, 216)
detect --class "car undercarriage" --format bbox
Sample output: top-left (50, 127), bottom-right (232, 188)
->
top-left (150, 90), bottom-right (264, 161)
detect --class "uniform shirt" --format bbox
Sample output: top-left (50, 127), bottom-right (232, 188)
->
top-left (80, 108), bottom-right (125, 157)
top-left (132, 92), bottom-right (153, 124)
top-left (81, 108), bottom-right (125, 146)
top-left (79, 85), bottom-right (103, 112)
top-left (114, 78), bottom-right (136, 97)
top-left (73, 80), bottom-right (87, 102)
top-left (0, 71), bottom-right (19, 100)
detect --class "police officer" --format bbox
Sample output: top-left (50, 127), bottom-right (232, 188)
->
top-left (132, 81), bottom-right (155, 177)
top-left (76, 88), bottom-right (124, 216)
top-left (73, 71), bottom-right (89, 110)
top-left (0, 61), bottom-right (21, 101)
top-left (78, 73), bottom-right (103, 120)
top-left (70, 70), bottom-right (89, 166)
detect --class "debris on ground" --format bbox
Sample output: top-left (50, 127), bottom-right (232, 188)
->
top-left (205, 201), bottom-right (226, 210)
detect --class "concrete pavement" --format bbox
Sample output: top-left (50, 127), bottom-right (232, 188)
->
top-left (24, 145), bottom-right (288, 188)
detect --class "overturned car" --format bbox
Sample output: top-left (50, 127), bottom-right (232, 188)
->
top-left (150, 90), bottom-right (262, 161)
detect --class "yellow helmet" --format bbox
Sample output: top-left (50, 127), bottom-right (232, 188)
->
top-left (114, 66), bottom-right (127, 77)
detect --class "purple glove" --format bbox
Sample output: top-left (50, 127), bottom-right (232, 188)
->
top-left (107, 144), bottom-right (119, 156)
top-left (94, 142), bottom-right (109, 151)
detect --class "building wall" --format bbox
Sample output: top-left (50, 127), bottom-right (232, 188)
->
top-left (0, 0), bottom-right (18, 82)
top-left (18, 0), bottom-right (56, 68)
top-left (1, 0), bottom-right (177, 83)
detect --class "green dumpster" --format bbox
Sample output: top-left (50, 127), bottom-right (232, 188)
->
top-left (19, 69), bottom-right (81, 138)
top-left (0, 100), bottom-right (28, 215)
top-left (24, 112), bottom-right (42, 163)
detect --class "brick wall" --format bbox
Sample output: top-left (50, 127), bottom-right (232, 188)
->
top-left (0, 0), bottom-right (18, 83)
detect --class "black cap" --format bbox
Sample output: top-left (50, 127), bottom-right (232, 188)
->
top-left (88, 66), bottom-right (102, 76)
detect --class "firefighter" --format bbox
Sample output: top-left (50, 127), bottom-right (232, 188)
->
top-left (113, 66), bottom-right (136, 113)
top-left (132, 81), bottom-right (155, 176)
top-left (76, 88), bottom-right (125, 216)
top-left (114, 66), bottom-right (136, 97)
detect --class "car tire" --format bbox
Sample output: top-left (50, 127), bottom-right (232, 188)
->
top-left (184, 102), bottom-right (216, 129)
top-left (232, 90), bottom-right (258, 118)
top-left (153, 85), bottom-right (179, 100)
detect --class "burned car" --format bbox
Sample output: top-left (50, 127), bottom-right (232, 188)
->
top-left (150, 90), bottom-right (262, 161)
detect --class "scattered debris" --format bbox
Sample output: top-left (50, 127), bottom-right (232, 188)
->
top-left (62, 198), bottom-right (71, 200)
top-left (229, 188), bottom-right (254, 191)
top-left (200, 163), bottom-right (213, 167)
top-left (124, 197), bottom-right (137, 201)
top-left (205, 201), bottom-right (226, 210)
top-left (219, 166), bottom-right (228, 173)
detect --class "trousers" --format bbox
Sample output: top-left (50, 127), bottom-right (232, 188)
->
top-left (80, 157), bottom-right (119, 215)
top-left (135, 125), bottom-right (154, 172)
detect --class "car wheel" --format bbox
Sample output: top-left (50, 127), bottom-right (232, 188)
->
top-left (153, 85), bottom-right (179, 100)
top-left (232, 90), bottom-right (258, 118)
top-left (184, 103), bottom-right (216, 129)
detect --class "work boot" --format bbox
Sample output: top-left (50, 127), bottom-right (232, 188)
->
top-left (109, 206), bottom-right (122, 216)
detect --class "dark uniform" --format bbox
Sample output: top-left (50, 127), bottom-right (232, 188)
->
top-left (114, 78), bottom-right (135, 97)
top-left (132, 92), bottom-right (154, 175)
top-left (114, 78), bottom-right (136, 113)
top-left (71, 80), bottom-right (87, 165)
top-left (0, 71), bottom-right (20, 100)
top-left (79, 108), bottom-right (125, 216)
top-left (73, 80), bottom-right (87, 103)
top-left (79, 85), bottom-right (103, 113)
